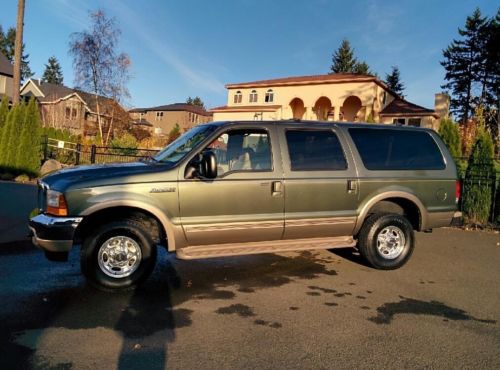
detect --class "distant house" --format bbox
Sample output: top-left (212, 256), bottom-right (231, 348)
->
top-left (129, 103), bottom-right (212, 136)
top-left (0, 52), bottom-right (14, 102)
top-left (20, 78), bottom-right (130, 138)
top-left (210, 73), bottom-right (448, 130)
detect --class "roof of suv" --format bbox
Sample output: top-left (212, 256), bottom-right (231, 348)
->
top-left (205, 120), bottom-right (433, 132)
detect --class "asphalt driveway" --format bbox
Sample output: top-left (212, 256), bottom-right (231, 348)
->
top-left (0, 182), bottom-right (498, 369)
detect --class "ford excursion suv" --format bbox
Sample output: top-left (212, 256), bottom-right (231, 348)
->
top-left (29, 121), bottom-right (461, 290)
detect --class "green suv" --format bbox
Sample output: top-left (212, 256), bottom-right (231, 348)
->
top-left (29, 121), bottom-right (461, 290)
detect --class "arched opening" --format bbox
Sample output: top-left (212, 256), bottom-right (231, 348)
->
top-left (314, 96), bottom-right (332, 121)
top-left (341, 96), bottom-right (362, 122)
top-left (289, 98), bottom-right (305, 119)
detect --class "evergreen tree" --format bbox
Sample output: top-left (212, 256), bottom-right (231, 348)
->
top-left (330, 39), bottom-right (374, 75)
top-left (41, 56), bottom-right (64, 85)
top-left (330, 39), bottom-right (357, 73)
top-left (482, 10), bottom-right (499, 140)
top-left (167, 123), bottom-right (181, 144)
top-left (15, 98), bottom-right (41, 175)
top-left (0, 103), bottom-right (23, 168)
top-left (385, 66), bottom-right (405, 97)
top-left (186, 96), bottom-right (205, 109)
top-left (462, 127), bottom-right (495, 224)
top-left (438, 118), bottom-right (461, 158)
top-left (440, 8), bottom-right (490, 123)
top-left (0, 25), bottom-right (33, 81)
top-left (353, 61), bottom-right (372, 75)
top-left (0, 95), bottom-right (9, 143)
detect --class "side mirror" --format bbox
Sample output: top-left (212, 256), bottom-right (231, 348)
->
top-left (185, 150), bottom-right (217, 179)
top-left (201, 150), bottom-right (217, 179)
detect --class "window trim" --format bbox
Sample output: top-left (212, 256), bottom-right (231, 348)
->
top-left (284, 128), bottom-right (349, 172)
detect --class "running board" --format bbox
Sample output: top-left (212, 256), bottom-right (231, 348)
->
top-left (176, 236), bottom-right (356, 260)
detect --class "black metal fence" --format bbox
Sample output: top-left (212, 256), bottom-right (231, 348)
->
top-left (41, 136), bottom-right (160, 165)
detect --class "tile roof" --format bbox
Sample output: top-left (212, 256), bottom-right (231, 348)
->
top-left (380, 98), bottom-right (437, 117)
top-left (226, 73), bottom-right (383, 88)
top-left (129, 103), bottom-right (212, 116)
top-left (0, 52), bottom-right (13, 77)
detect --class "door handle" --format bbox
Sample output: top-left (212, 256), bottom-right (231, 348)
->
top-left (347, 179), bottom-right (357, 194)
top-left (272, 181), bottom-right (283, 196)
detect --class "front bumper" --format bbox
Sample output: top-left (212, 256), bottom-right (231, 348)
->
top-left (29, 214), bottom-right (83, 252)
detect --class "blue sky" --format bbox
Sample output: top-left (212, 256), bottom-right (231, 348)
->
top-left (0, 0), bottom-right (497, 110)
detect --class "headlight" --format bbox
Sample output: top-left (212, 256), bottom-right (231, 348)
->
top-left (46, 190), bottom-right (68, 216)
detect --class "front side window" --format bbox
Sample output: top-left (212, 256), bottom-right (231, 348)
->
top-left (206, 129), bottom-right (272, 177)
top-left (265, 89), bottom-right (274, 103)
top-left (349, 128), bottom-right (445, 170)
top-left (286, 130), bottom-right (347, 171)
top-left (249, 90), bottom-right (258, 103)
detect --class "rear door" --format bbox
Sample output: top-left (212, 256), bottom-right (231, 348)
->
top-left (279, 126), bottom-right (359, 239)
top-left (178, 124), bottom-right (285, 246)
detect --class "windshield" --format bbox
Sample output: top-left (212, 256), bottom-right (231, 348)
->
top-left (153, 124), bottom-right (217, 163)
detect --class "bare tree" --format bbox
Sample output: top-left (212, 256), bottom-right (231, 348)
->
top-left (69, 10), bottom-right (130, 144)
top-left (12, 0), bottom-right (25, 104)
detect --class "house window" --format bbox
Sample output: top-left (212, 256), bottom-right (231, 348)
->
top-left (71, 108), bottom-right (77, 120)
top-left (383, 91), bottom-right (387, 106)
top-left (233, 91), bottom-right (242, 104)
top-left (156, 112), bottom-right (163, 121)
top-left (408, 118), bottom-right (421, 127)
top-left (265, 89), bottom-right (274, 103)
top-left (65, 107), bottom-right (71, 120)
top-left (249, 90), bottom-right (258, 103)
top-left (393, 118), bottom-right (406, 125)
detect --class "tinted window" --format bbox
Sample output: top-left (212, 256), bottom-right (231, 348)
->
top-left (349, 128), bottom-right (445, 170)
top-left (286, 130), bottom-right (347, 171)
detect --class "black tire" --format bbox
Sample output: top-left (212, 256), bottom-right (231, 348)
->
top-left (357, 213), bottom-right (414, 270)
top-left (81, 219), bottom-right (157, 290)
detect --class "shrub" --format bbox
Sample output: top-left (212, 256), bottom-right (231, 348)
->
top-left (462, 128), bottom-right (495, 224)
top-left (438, 118), bottom-right (464, 176)
top-left (111, 132), bottom-right (138, 155)
top-left (167, 123), bottom-right (181, 144)
top-left (0, 103), bottom-right (24, 170)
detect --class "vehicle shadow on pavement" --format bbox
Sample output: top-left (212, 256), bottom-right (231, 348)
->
top-left (327, 247), bottom-right (371, 268)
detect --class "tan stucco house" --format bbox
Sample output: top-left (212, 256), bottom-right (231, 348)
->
top-left (129, 103), bottom-right (212, 136)
top-left (20, 78), bottom-right (130, 137)
top-left (0, 52), bottom-right (14, 102)
top-left (210, 73), bottom-right (448, 130)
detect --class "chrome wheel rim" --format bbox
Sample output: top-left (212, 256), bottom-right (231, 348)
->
top-left (98, 236), bottom-right (142, 278)
top-left (376, 226), bottom-right (406, 259)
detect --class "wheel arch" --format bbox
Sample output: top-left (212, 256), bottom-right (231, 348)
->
top-left (354, 191), bottom-right (427, 235)
top-left (76, 201), bottom-right (184, 252)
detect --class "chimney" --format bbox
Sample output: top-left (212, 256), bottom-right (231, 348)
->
top-left (434, 93), bottom-right (450, 120)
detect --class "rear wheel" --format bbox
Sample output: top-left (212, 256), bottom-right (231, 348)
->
top-left (81, 219), bottom-right (157, 290)
top-left (357, 213), bottom-right (414, 269)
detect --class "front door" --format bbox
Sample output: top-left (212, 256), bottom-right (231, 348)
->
top-left (178, 126), bottom-right (284, 246)
top-left (279, 127), bottom-right (359, 239)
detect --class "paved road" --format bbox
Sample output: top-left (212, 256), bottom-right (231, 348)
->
top-left (0, 183), bottom-right (499, 369)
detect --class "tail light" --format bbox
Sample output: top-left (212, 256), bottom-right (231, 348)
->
top-left (455, 180), bottom-right (461, 204)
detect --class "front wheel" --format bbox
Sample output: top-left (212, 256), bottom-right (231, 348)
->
top-left (81, 219), bottom-right (157, 290)
top-left (357, 214), bottom-right (414, 270)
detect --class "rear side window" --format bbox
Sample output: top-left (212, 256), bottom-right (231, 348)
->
top-left (286, 130), bottom-right (347, 171)
top-left (349, 128), bottom-right (445, 170)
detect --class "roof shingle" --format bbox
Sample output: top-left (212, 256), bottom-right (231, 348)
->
top-left (380, 98), bottom-right (436, 117)
top-left (0, 52), bottom-right (13, 77)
